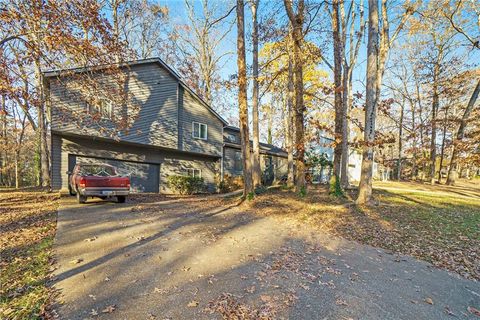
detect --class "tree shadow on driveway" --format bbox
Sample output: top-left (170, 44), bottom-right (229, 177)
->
top-left (52, 195), bottom-right (480, 320)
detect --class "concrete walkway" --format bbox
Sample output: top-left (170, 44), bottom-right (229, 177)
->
top-left (53, 195), bottom-right (480, 319)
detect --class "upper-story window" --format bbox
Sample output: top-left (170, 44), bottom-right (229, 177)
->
top-left (87, 98), bottom-right (113, 120)
top-left (192, 122), bottom-right (207, 140)
top-left (226, 133), bottom-right (237, 143)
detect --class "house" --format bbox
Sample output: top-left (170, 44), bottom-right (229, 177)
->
top-left (45, 58), bottom-right (287, 193)
top-left (309, 133), bottom-right (369, 184)
top-left (223, 126), bottom-right (288, 185)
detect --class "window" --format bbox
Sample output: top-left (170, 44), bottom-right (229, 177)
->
top-left (234, 151), bottom-right (243, 172)
top-left (226, 133), bottom-right (237, 143)
top-left (192, 122), bottom-right (207, 140)
top-left (186, 168), bottom-right (201, 178)
top-left (87, 98), bottom-right (113, 119)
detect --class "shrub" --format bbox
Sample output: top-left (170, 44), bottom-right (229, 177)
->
top-left (167, 175), bottom-right (205, 195)
top-left (217, 174), bottom-right (243, 193)
top-left (329, 175), bottom-right (344, 197)
top-left (298, 186), bottom-right (307, 197)
top-left (254, 185), bottom-right (267, 195)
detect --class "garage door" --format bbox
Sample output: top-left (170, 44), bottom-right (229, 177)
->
top-left (70, 155), bottom-right (160, 193)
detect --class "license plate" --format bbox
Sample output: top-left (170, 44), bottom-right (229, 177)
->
top-left (102, 191), bottom-right (113, 196)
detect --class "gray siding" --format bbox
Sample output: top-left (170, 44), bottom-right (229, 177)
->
top-left (223, 147), bottom-right (242, 177)
top-left (223, 146), bottom-right (288, 181)
top-left (50, 63), bottom-right (179, 149)
top-left (179, 87), bottom-right (223, 156)
top-left (223, 128), bottom-right (240, 144)
top-left (51, 134), bottom-right (219, 193)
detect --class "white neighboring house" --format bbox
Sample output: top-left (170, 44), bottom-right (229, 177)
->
top-left (309, 132), bottom-right (377, 184)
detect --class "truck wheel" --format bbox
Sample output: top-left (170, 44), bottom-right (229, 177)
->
top-left (68, 184), bottom-right (76, 196)
top-left (77, 192), bottom-right (87, 204)
top-left (117, 196), bottom-right (126, 203)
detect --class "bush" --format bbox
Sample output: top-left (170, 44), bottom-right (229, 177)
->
top-left (167, 175), bottom-right (205, 195)
top-left (329, 175), bottom-right (344, 197)
top-left (217, 175), bottom-right (243, 193)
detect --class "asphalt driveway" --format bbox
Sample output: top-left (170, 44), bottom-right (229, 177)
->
top-left (52, 195), bottom-right (480, 319)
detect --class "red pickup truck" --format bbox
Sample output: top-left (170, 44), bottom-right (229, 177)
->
top-left (68, 163), bottom-right (130, 204)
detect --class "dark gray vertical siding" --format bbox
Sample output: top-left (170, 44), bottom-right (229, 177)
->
top-left (177, 85), bottom-right (184, 150)
top-left (51, 134), bottom-right (63, 190)
top-left (50, 63), bottom-right (178, 149)
top-left (223, 147), bottom-right (242, 177)
top-left (180, 89), bottom-right (223, 156)
top-left (223, 128), bottom-right (240, 144)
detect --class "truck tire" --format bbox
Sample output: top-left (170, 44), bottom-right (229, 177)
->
top-left (117, 196), bottom-right (126, 203)
top-left (77, 192), bottom-right (87, 204)
top-left (68, 183), bottom-right (76, 196)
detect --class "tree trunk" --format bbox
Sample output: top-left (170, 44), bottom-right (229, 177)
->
top-left (0, 95), bottom-right (5, 186)
top-left (410, 89), bottom-right (417, 180)
top-left (430, 66), bottom-right (439, 185)
top-left (267, 102), bottom-right (273, 144)
top-left (340, 65), bottom-right (350, 187)
top-left (447, 79), bottom-right (480, 185)
top-left (356, 0), bottom-right (379, 204)
top-left (284, 0), bottom-right (306, 193)
top-left (286, 38), bottom-right (295, 188)
top-left (34, 60), bottom-right (51, 188)
top-left (250, 0), bottom-right (261, 187)
top-left (332, 0), bottom-right (344, 194)
top-left (15, 151), bottom-right (19, 189)
top-left (112, 0), bottom-right (121, 63)
top-left (236, 0), bottom-right (253, 197)
top-left (397, 99), bottom-right (404, 180)
top-left (437, 104), bottom-right (449, 183)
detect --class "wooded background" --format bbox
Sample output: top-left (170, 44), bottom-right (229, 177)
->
top-left (1, 0), bottom-right (479, 204)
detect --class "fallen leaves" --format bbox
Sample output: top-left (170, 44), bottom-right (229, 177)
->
top-left (102, 304), bottom-right (116, 313)
top-left (187, 300), bottom-right (199, 307)
top-left (468, 306), bottom-right (480, 316)
top-left (245, 285), bottom-right (256, 294)
top-left (335, 298), bottom-right (348, 306)
top-left (246, 186), bottom-right (480, 281)
top-left (69, 258), bottom-right (83, 264)
top-left (0, 191), bottom-right (58, 319)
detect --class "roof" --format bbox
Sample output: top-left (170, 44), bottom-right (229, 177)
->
top-left (223, 125), bottom-right (288, 157)
top-left (43, 57), bottom-right (228, 125)
top-left (224, 125), bottom-right (240, 132)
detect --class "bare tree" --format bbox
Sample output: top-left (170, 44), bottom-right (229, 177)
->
top-left (284, 0), bottom-right (306, 193)
top-left (356, 0), bottom-right (413, 204)
top-left (447, 79), bottom-right (480, 185)
top-left (332, 0), bottom-right (344, 194)
top-left (236, 0), bottom-right (253, 197)
top-left (341, 0), bottom-right (364, 188)
top-left (356, 0), bottom-right (379, 204)
top-left (286, 36), bottom-right (295, 187)
top-left (250, 0), bottom-right (261, 187)
top-left (174, 0), bottom-right (235, 104)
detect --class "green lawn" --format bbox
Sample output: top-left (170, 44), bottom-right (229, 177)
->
top-left (0, 191), bottom-right (59, 319)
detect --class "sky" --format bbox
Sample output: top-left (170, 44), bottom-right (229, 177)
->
top-left (105, 0), bottom-right (480, 142)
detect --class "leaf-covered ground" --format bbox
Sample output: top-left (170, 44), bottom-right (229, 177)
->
top-left (0, 190), bottom-right (59, 319)
top-left (247, 180), bottom-right (480, 281)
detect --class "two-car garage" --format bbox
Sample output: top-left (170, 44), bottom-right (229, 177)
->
top-left (51, 133), bottom-right (220, 194)
top-left (68, 155), bottom-right (160, 193)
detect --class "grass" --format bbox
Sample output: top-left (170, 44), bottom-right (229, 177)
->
top-left (247, 180), bottom-right (480, 281)
top-left (0, 191), bottom-right (59, 319)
